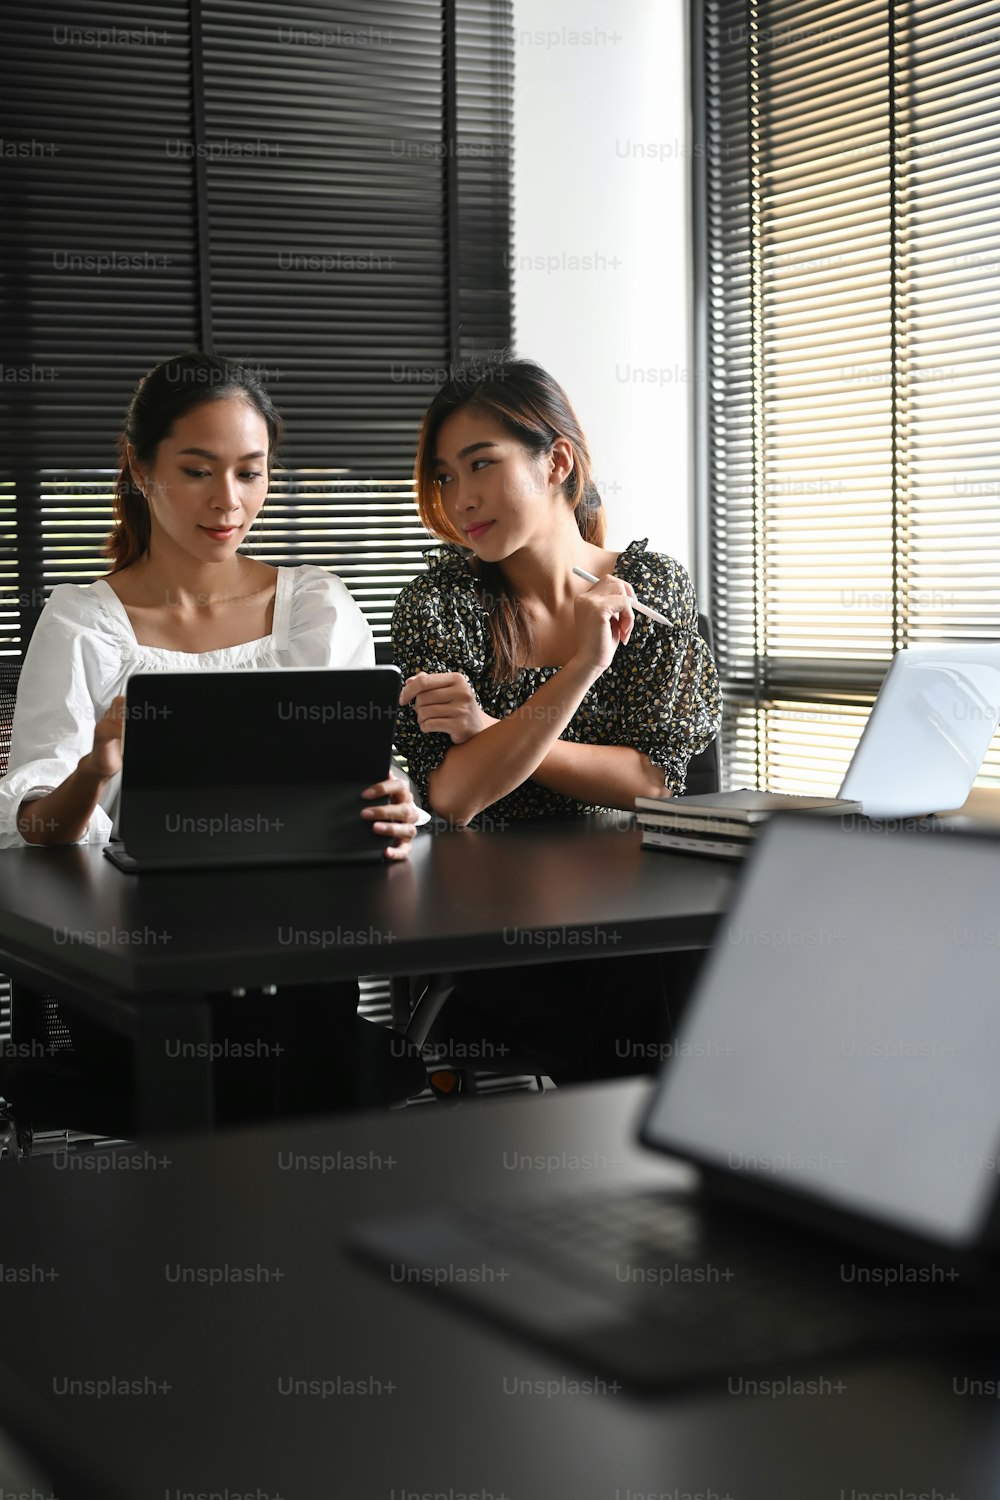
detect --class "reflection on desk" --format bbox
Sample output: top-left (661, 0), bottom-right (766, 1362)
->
top-left (0, 1081), bottom-right (997, 1500)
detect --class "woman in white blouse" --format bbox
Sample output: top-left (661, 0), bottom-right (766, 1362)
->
top-left (3, 351), bottom-right (419, 855)
top-left (0, 351), bottom-right (424, 1123)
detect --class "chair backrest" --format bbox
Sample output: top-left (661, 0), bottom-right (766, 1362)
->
top-left (0, 661), bottom-right (21, 778)
top-left (0, 662), bottom-right (20, 1052)
top-left (683, 614), bottom-right (721, 797)
top-left (0, 660), bottom-right (75, 1060)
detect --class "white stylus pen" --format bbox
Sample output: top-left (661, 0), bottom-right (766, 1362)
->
top-left (571, 566), bottom-right (671, 626)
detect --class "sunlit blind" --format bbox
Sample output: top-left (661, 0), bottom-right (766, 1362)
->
top-left (699, 0), bottom-right (1000, 793)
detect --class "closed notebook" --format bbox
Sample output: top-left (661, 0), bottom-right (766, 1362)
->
top-left (637, 824), bottom-right (755, 859)
top-left (635, 789), bottom-right (862, 825)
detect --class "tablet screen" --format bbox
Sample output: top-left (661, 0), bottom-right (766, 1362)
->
top-left (643, 817), bottom-right (1000, 1247)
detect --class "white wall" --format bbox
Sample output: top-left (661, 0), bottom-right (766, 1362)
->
top-left (512, 0), bottom-right (694, 568)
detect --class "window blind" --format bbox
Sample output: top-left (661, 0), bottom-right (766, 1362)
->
top-left (452, 0), bottom-right (514, 359)
top-left (0, 0), bottom-right (513, 655)
top-left (697, 0), bottom-right (1000, 794)
top-left (1, 2), bottom-right (199, 652)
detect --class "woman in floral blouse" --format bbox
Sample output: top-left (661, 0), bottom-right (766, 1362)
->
top-left (390, 358), bottom-right (722, 1083)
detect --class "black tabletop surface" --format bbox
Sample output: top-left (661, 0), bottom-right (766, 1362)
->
top-left (0, 1080), bottom-right (998, 1500)
top-left (0, 817), bottom-right (739, 997)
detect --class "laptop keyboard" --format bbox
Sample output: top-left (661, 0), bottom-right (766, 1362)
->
top-left (458, 1189), bottom-right (881, 1350)
top-left (357, 1187), bottom-right (1000, 1387)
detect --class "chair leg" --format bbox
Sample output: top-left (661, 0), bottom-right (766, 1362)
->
top-left (403, 974), bottom-right (458, 1050)
top-left (396, 974), bottom-right (552, 1104)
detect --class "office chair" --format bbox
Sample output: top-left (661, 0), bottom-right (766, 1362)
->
top-left (0, 662), bottom-right (130, 1157)
top-left (390, 613), bottom-right (722, 1096)
top-left (679, 614), bottom-right (722, 796)
top-left (0, 665), bottom-right (87, 1097)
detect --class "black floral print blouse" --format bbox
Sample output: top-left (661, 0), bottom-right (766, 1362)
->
top-left (391, 538), bottom-right (722, 825)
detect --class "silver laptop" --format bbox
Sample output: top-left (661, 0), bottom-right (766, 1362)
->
top-left (838, 642), bottom-right (1000, 817)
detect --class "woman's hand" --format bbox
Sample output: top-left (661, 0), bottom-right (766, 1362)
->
top-left (361, 767), bottom-right (421, 861)
top-left (569, 576), bottom-right (638, 676)
top-left (399, 672), bottom-right (497, 744)
top-left (78, 695), bottom-right (126, 784)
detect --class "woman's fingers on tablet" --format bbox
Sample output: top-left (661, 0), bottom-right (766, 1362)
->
top-left (367, 800), bottom-right (420, 824)
top-left (370, 801), bottom-right (419, 858)
top-left (372, 816), bottom-right (418, 835)
top-left (361, 777), bottom-right (401, 801)
top-left (361, 770), bottom-right (420, 856)
top-left (362, 776), bottom-right (420, 833)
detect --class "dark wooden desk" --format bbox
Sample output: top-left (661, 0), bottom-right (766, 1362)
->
top-left (0, 818), bottom-right (738, 1131)
top-left (0, 1078), bottom-right (996, 1500)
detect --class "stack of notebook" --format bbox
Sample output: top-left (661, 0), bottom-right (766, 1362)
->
top-left (636, 789), bottom-right (864, 859)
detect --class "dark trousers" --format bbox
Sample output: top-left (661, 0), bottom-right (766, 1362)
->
top-left (427, 950), bottom-right (708, 1084)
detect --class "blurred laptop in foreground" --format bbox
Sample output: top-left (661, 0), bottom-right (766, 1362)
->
top-left (355, 815), bottom-right (1000, 1388)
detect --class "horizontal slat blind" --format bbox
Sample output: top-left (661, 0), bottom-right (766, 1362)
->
top-left (0, 981), bottom-right (10, 1049)
top-left (0, 3), bottom-right (199, 476)
top-left (201, 0), bottom-right (449, 475)
top-left (1, 0), bottom-right (513, 653)
top-left (0, 2), bottom-right (198, 653)
top-left (248, 475), bottom-right (434, 641)
top-left (0, 485), bottom-right (19, 657)
top-left (701, 0), bottom-right (1000, 791)
top-left (454, 0), bottom-right (514, 358)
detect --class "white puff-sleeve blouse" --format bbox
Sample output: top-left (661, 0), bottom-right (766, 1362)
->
top-left (0, 564), bottom-right (376, 848)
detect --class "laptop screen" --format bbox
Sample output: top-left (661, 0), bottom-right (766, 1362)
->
top-left (643, 817), bottom-right (1000, 1248)
top-left (837, 644), bottom-right (1000, 817)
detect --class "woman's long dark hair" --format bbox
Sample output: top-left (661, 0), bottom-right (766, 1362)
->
top-left (106, 351), bottom-right (284, 572)
top-left (415, 358), bottom-right (606, 681)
